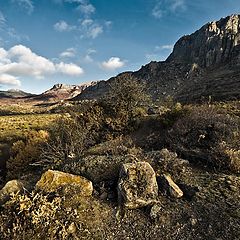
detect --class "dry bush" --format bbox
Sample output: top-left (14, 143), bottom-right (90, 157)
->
top-left (166, 105), bottom-right (240, 172)
top-left (85, 135), bottom-right (142, 157)
top-left (0, 191), bottom-right (79, 240)
top-left (6, 130), bottom-right (49, 179)
top-left (41, 102), bottom-right (105, 167)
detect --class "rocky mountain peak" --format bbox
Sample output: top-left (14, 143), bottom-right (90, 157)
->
top-left (167, 14), bottom-right (240, 67)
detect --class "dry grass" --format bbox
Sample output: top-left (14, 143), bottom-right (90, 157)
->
top-left (0, 114), bottom-right (59, 143)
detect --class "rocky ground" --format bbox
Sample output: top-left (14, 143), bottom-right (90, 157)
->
top-left (0, 147), bottom-right (239, 240)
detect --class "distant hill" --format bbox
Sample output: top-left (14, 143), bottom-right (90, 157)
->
top-left (0, 89), bottom-right (34, 99)
top-left (73, 14), bottom-right (240, 103)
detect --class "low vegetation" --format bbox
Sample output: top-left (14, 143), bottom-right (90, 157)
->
top-left (0, 77), bottom-right (239, 239)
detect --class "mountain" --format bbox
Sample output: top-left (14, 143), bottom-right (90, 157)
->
top-left (31, 83), bottom-right (96, 102)
top-left (0, 83), bottom-right (97, 106)
top-left (0, 89), bottom-right (34, 98)
top-left (74, 14), bottom-right (240, 103)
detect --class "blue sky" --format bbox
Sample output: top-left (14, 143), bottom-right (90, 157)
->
top-left (0, 0), bottom-right (239, 93)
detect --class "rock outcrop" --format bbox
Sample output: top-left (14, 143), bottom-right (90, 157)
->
top-left (167, 15), bottom-right (240, 67)
top-left (118, 162), bottom-right (158, 209)
top-left (36, 170), bottom-right (93, 196)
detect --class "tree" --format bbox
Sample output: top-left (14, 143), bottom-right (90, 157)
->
top-left (100, 74), bottom-right (150, 126)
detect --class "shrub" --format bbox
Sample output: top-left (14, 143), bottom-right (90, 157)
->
top-left (99, 75), bottom-right (150, 133)
top-left (166, 105), bottom-right (240, 172)
top-left (6, 130), bottom-right (49, 179)
top-left (41, 102), bottom-right (105, 167)
top-left (0, 191), bottom-right (78, 240)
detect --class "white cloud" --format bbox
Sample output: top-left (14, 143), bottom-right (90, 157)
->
top-left (56, 62), bottom-right (84, 76)
top-left (84, 48), bottom-right (96, 62)
top-left (80, 19), bottom-right (103, 39)
top-left (152, 0), bottom-right (186, 19)
top-left (155, 44), bottom-right (174, 51)
top-left (152, 4), bottom-right (163, 19)
top-left (54, 20), bottom-right (76, 32)
top-left (0, 74), bottom-right (21, 87)
top-left (11, 0), bottom-right (34, 15)
top-left (146, 44), bottom-right (174, 61)
top-left (54, 1), bottom-right (105, 39)
top-left (64, 0), bottom-right (95, 15)
top-left (101, 57), bottom-right (125, 71)
top-left (170, 0), bottom-right (186, 12)
top-left (88, 25), bottom-right (103, 39)
top-left (81, 18), bottom-right (94, 27)
top-left (77, 3), bottom-right (95, 15)
top-left (60, 48), bottom-right (76, 58)
top-left (0, 45), bottom-right (84, 87)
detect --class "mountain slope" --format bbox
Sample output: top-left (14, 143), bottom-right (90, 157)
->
top-left (0, 89), bottom-right (34, 99)
top-left (74, 14), bottom-right (240, 103)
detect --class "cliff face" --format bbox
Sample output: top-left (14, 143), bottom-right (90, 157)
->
top-left (75, 15), bottom-right (240, 103)
top-left (167, 14), bottom-right (240, 67)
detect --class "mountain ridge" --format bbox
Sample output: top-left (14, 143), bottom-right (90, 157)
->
top-left (73, 14), bottom-right (240, 103)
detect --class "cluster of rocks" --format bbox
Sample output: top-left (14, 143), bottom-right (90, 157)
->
top-left (0, 160), bottom-right (185, 210)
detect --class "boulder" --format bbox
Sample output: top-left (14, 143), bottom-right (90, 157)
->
top-left (158, 174), bottom-right (183, 198)
top-left (36, 170), bottom-right (93, 196)
top-left (0, 180), bottom-right (24, 205)
top-left (118, 162), bottom-right (158, 209)
top-left (63, 154), bottom-right (137, 183)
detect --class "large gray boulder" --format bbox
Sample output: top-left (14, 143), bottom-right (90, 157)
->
top-left (118, 162), bottom-right (158, 209)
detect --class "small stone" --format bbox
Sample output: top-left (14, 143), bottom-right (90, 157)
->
top-left (118, 162), bottom-right (158, 209)
top-left (190, 217), bottom-right (198, 226)
top-left (67, 222), bottom-right (77, 234)
top-left (0, 180), bottom-right (24, 205)
top-left (150, 204), bottom-right (162, 220)
top-left (36, 170), bottom-right (93, 196)
top-left (159, 174), bottom-right (183, 198)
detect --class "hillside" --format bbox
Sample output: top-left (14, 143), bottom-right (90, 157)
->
top-left (0, 89), bottom-right (34, 99)
top-left (74, 14), bottom-right (240, 103)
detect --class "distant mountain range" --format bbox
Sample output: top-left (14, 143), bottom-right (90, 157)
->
top-left (0, 83), bottom-right (97, 104)
top-left (1, 14), bottom-right (240, 104)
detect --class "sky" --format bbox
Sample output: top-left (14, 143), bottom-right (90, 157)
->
top-left (0, 0), bottom-right (239, 93)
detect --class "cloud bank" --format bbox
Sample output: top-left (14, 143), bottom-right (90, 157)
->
top-left (0, 45), bottom-right (84, 87)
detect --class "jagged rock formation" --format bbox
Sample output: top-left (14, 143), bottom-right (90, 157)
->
top-left (167, 14), bottom-right (240, 67)
top-left (74, 14), bottom-right (240, 103)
